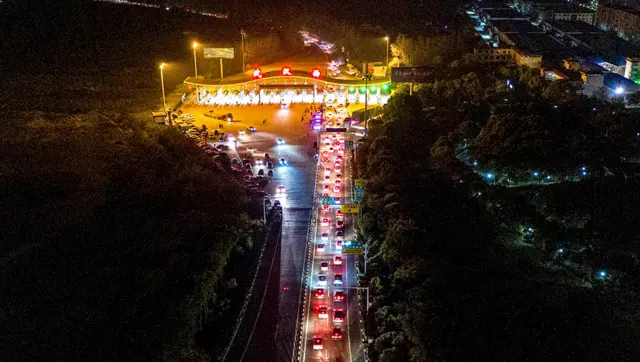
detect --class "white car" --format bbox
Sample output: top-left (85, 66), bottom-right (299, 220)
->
top-left (333, 274), bottom-right (343, 285)
top-left (335, 240), bottom-right (343, 250)
top-left (321, 218), bottom-right (330, 227)
top-left (318, 275), bottom-right (327, 286)
top-left (324, 167), bottom-right (332, 175)
top-left (238, 130), bottom-right (246, 136)
top-left (321, 233), bottom-right (329, 242)
top-left (277, 185), bottom-right (286, 193)
top-left (317, 244), bottom-right (325, 253)
top-left (333, 256), bottom-right (343, 265)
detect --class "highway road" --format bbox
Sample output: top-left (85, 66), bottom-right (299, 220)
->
top-left (301, 128), bottom-right (365, 362)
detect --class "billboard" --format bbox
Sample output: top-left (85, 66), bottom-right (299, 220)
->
top-left (203, 48), bottom-right (235, 59)
top-left (391, 67), bottom-right (434, 83)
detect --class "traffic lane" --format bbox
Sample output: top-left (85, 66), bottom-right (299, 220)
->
top-left (268, 141), bottom-right (316, 361)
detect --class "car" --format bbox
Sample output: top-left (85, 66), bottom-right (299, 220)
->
top-left (318, 275), bottom-right (327, 286)
top-left (321, 233), bottom-right (329, 241)
top-left (258, 169), bottom-right (265, 176)
top-left (335, 240), bottom-right (343, 250)
top-left (277, 185), bottom-right (285, 193)
top-left (317, 305), bottom-right (328, 318)
top-left (322, 184), bottom-right (330, 191)
top-left (227, 133), bottom-right (235, 140)
top-left (338, 148), bottom-right (344, 155)
top-left (333, 274), bottom-right (343, 285)
top-left (321, 205), bottom-right (329, 211)
top-left (334, 165), bottom-right (341, 172)
top-left (322, 192), bottom-right (329, 197)
top-left (322, 151), bottom-right (329, 156)
top-left (238, 130), bottom-right (246, 136)
top-left (279, 158), bottom-right (287, 166)
top-left (317, 244), bottom-right (325, 253)
top-left (314, 288), bottom-right (325, 299)
top-left (324, 140), bottom-right (331, 146)
top-left (243, 175), bottom-right (252, 181)
top-left (245, 169), bottom-right (253, 176)
top-left (336, 210), bottom-right (344, 218)
top-left (321, 218), bottom-right (330, 227)
top-left (248, 126), bottom-right (256, 132)
top-left (264, 153), bottom-right (270, 160)
top-left (329, 147), bottom-right (334, 153)
top-left (331, 328), bottom-right (343, 340)
top-left (320, 261), bottom-right (329, 271)
top-left (333, 309), bottom-right (345, 323)
top-left (313, 337), bottom-right (324, 350)
top-left (255, 158), bottom-right (263, 165)
top-left (277, 138), bottom-right (284, 145)
top-left (336, 220), bottom-right (344, 228)
top-left (267, 169), bottom-right (274, 177)
top-left (216, 144), bottom-right (229, 151)
top-left (335, 180), bottom-right (341, 186)
top-left (336, 230), bottom-right (344, 238)
top-left (334, 161), bottom-right (342, 168)
top-left (321, 157), bottom-right (329, 163)
top-left (324, 167), bottom-right (331, 175)
top-left (244, 163), bottom-right (252, 170)
top-left (333, 185), bottom-right (341, 193)
top-left (334, 290), bottom-right (345, 302)
top-left (337, 155), bottom-right (343, 161)
top-left (336, 173), bottom-right (343, 179)
top-left (267, 162), bottom-right (273, 169)
top-left (323, 175), bottom-right (331, 182)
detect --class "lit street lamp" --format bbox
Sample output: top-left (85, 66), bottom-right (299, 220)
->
top-left (159, 62), bottom-right (167, 113)
top-left (192, 42), bottom-right (199, 78)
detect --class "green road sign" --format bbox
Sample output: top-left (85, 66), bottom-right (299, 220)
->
top-left (321, 196), bottom-right (332, 205)
top-left (342, 240), bottom-right (363, 255)
top-left (345, 140), bottom-right (355, 150)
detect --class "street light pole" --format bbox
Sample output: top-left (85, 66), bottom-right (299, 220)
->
top-left (192, 42), bottom-right (199, 78)
top-left (241, 30), bottom-right (246, 72)
top-left (384, 36), bottom-right (389, 74)
top-left (159, 62), bottom-right (167, 113)
top-left (363, 71), bottom-right (372, 137)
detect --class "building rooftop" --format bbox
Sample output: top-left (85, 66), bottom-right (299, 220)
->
top-left (490, 20), bottom-right (542, 33)
top-left (506, 33), bottom-right (568, 55)
top-left (601, 4), bottom-right (640, 15)
top-left (539, 4), bottom-right (596, 13)
top-left (483, 8), bottom-right (527, 19)
top-left (604, 73), bottom-right (640, 92)
top-left (474, 0), bottom-right (510, 10)
top-left (570, 33), bottom-right (636, 58)
top-left (546, 20), bottom-right (602, 34)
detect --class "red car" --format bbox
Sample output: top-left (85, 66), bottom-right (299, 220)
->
top-left (314, 288), bottom-right (325, 299)
top-left (334, 290), bottom-right (345, 302)
top-left (331, 327), bottom-right (343, 340)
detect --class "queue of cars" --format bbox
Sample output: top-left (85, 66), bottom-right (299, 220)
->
top-left (311, 132), bottom-right (349, 353)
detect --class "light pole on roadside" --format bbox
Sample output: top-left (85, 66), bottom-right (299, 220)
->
top-left (241, 30), bottom-right (246, 72)
top-left (159, 62), bottom-right (167, 113)
top-left (192, 42), bottom-right (199, 78)
top-left (363, 71), bottom-right (372, 137)
top-left (384, 36), bottom-right (389, 74)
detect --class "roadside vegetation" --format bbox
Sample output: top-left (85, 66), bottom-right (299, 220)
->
top-left (357, 47), bottom-right (640, 360)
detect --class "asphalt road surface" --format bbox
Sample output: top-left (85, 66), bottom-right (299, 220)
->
top-left (190, 105), bottom-right (319, 361)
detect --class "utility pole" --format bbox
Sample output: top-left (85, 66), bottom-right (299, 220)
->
top-left (363, 66), bottom-right (372, 137)
top-left (241, 30), bottom-right (246, 72)
top-left (220, 58), bottom-right (224, 79)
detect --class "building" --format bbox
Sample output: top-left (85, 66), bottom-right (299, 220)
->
top-left (624, 57), bottom-right (640, 82)
top-left (537, 4), bottom-right (597, 24)
top-left (596, 4), bottom-right (640, 40)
